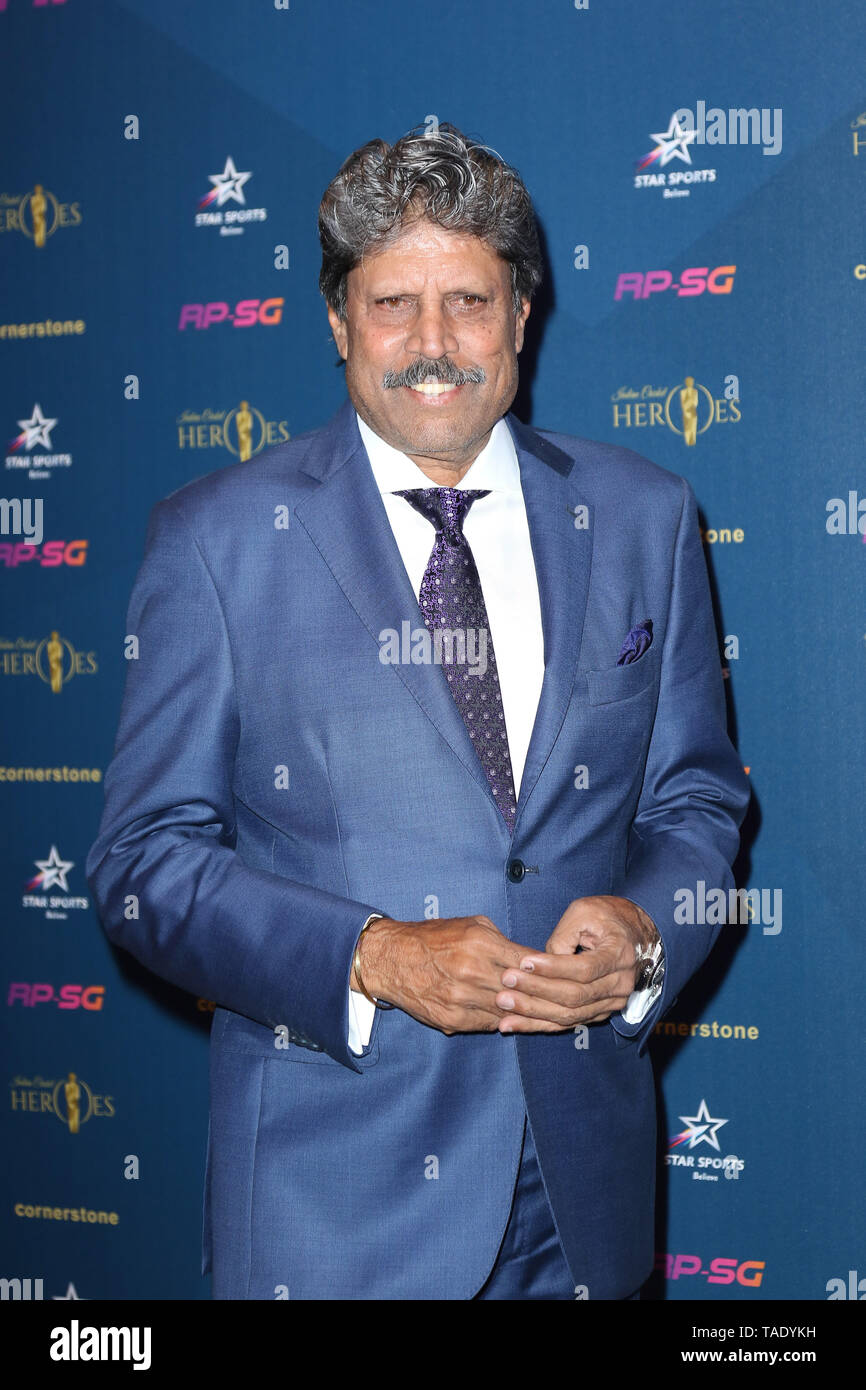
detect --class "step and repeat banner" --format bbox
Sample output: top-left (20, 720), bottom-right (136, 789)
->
top-left (2, 0), bottom-right (864, 1303)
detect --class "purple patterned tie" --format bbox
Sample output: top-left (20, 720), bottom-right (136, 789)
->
top-left (395, 487), bottom-right (516, 830)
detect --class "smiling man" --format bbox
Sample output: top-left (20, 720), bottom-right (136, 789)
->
top-left (87, 124), bottom-right (749, 1300)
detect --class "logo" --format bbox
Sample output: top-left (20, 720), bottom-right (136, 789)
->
top-left (8, 984), bottom-right (104, 1010)
top-left (9, 1073), bottom-right (115, 1131)
top-left (178, 297), bottom-right (283, 330)
top-left (635, 112), bottom-right (716, 198)
top-left (176, 400), bottom-right (289, 462)
top-left (0, 316), bottom-right (85, 342)
top-left (654, 1018), bottom-right (759, 1041)
top-left (700, 525), bottom-right (744, 546)
top-left (666, 1098), bottom-right (745, 1181)
top-left (614, 266), bottom-right (736, 301)
top-left (195, 156), bottom-right (267, 236)
top-left (656, 1253), bottom-right (765, 1287)
top-left (23, 845), bottom-right (90, 918)
top-left (0, 630), bottom-right (97, 688)
top-left (0, 539), bottom-right (88, 568)
top-left (611, 376), bottom-right (741, 443)
top-left (0, 184), bottom-right (82, 246)
top-left (53, 1284), bottom-right (84, 1301)
top-left (6, 405), bottom-right (72, 480)
top-left (50, 1323), bottom-right (151, 1372)
top-left (635, 104), bottom-right (782, 199)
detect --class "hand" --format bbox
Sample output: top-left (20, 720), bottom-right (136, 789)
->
top-left (355, 915), bottom-right (534, 1036)
top-left (494, 895), bottom-right (660, 1034)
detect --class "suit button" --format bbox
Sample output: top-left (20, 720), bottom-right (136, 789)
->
top-left (507, 859), bottom-right (526, 883)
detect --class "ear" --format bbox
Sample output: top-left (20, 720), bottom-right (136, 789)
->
top-left (515, 297), bottom-right (531, 354)
top-left (327, 303), bottom-right (349, 360)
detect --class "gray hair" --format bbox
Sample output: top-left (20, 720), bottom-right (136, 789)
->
top-left (318, 122), bottom-right (543, 320)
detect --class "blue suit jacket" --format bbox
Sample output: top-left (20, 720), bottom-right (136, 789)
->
top-left (87, 399), bottom-right (749, 1300)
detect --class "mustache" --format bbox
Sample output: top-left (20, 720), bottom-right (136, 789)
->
top-left (382, 358), bottom-right (486, 389)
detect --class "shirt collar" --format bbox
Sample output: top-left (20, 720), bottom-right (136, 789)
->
top-left (355, 409), bottom-right (521, 496)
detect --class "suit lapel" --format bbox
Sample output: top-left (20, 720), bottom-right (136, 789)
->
top-left (505, 414), bottom-right (594, 823)
top-left (293, 402), bottom-right (594, 834)
top-left (293, 402), bottom-right (498, 814)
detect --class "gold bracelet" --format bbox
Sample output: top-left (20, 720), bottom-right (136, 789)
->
top-left (353, 914), bottom-right (395, 1010)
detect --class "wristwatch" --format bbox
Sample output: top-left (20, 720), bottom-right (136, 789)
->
top-left (633, 936), bottom-right (665, 999)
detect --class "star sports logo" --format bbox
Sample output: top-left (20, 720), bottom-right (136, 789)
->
top-left (195, 157), bottom-right (268, 236)
top-left (637, 115), bottom-right (697, 171)
top-left (22, 845), bottom-right (90, 918)
top-left (668, 1098), bottom-right (727, 1150)
top-left (665, 1098), bottom-right (745, 1181)
top-left (8, 403), bottom-right (56, 453)
top-left (198, 155), bottom-right (251, 209)
top-left (634, 112), bottom-right (717, 198)
top-left (5, 405), bottom-right (72, 480)
top-left (26, 845), bottom-right (73, 893)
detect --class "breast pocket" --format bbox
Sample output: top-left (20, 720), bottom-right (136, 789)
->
top-left (585, 647), bottom-right (660, 706)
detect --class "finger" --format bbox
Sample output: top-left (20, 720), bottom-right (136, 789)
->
top-left (498, 995), bottom-right (632, 1032)
top-left (498, 968), bottom-right (635, 1010)
top-left (494, 986), bottom-right (606, 1026)
top-left (506, 949), bottom-right (628, 986)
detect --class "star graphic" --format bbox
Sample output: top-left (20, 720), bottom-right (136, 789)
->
top-left (17, 403), bottom-right (57, 451)
top-left (207, 156), bottom-right (252, 207)
top-left (677, 1099), bottom-right (729, 1151)
top-left (53, 1283), bottom-right (83, 1300)
top-left (648, 115), bottom-right (697, 166)
top-left (33, 845), bottom-right (74, 892)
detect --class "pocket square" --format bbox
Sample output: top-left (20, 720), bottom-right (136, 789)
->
top-left (616, 619), bottom-right (653, 666)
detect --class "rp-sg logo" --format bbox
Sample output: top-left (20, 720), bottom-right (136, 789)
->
top-left (7, 984), bottom-right (104, 1010)
top-left (178, 298), bottom-right (283, 330)
top-left (615, 266), bottom-right (736, 300)
top-left (656, 1253), bottom-right (765, 1287)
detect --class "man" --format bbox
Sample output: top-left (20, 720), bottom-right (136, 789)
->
top-left (87, 124), bottom-right (749, 1300)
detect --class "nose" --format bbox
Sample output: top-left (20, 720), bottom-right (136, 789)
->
top-left (404, 300), bottom-right (460, 361)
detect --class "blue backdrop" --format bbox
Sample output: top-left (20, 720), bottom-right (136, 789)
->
top-left (2, 0), bottom-right (864, 1302)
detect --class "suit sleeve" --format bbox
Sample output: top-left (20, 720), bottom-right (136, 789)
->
top-left (86, 497), bottom-right (382, 1072)
top-left (609, 477), bottom-right (750, 1053)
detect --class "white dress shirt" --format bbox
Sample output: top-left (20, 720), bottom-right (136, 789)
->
top-left (347, 410), bottom-right (658, 1051)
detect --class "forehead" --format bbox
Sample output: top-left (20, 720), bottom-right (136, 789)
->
top-left (350, 218), bottom-right (510, 289)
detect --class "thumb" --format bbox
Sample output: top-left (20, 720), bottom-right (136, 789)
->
top-left (546, 917), bottom-right (584, 955)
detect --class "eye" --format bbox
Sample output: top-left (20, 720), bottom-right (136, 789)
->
top-left (457, 295), bottom-right (484, 307)
top-left (376, 296), bottom-right (406, 309)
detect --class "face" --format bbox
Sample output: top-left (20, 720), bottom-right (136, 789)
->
top-left (327, 218), bottom-right (530, 481)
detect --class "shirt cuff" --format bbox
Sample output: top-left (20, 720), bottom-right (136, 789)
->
top-left (348, 988), bottom-right (377, 1055)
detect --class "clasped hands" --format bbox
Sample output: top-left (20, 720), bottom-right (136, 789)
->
top-left (352, 896), bottom-right (660, 1036)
